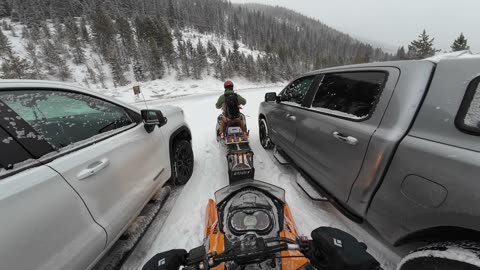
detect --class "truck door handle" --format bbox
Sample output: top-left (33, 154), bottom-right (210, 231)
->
top-left (286, 114), bottom-right (296, 121)
top-left (77, 158), bottom-right (110, 180)
top-left (332, 132), bottom-right (358, 146)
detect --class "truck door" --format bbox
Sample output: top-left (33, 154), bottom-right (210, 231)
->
top-left (268, 75), bottom-right (317, 154)
top-left (294, 69), bottom-right (399, 202)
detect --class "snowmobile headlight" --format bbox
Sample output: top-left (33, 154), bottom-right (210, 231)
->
top-left (228, 209), bottom-right (273, 235)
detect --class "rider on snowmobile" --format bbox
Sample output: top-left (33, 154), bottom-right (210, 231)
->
top-left (216, 80), bottom-right (247, 137)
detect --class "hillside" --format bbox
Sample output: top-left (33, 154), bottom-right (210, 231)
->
top-left (0, 0), bottom-right (391, 97)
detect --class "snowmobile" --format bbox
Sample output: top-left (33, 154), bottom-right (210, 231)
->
top-left (216, 111), bottom-right (255, 183)
top-left (143, 180), bottom-right (381, 270)
top-left (216, 112), bottom-right (249, 145)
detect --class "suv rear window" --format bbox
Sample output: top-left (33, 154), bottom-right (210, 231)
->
top-left (456, 77), bottom-right (480, 135)
top-left (310, 71), bottom-right (387, 120)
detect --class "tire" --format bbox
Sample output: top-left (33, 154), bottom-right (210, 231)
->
top-left (398, 241), bottom-right (480, 270)
top-left (259, 118), bottom-right (274, 149)
top-left (171, 140), bottom-right (194, 185)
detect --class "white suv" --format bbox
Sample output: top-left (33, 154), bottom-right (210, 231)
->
top-left (0, 80), bottom-right (194, 270)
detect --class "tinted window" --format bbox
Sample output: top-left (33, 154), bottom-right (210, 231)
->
top-left (456, 77), bottom-right (480, 135)
top-left (0, 90), bottom-right (134, 149)
top-left (0, 126), bottom-right (33, 173)
top-left (311, 72), bottom-right (386, 120)
top-left (280, 76), bottom-right (315, 105)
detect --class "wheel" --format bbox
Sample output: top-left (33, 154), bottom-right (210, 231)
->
top-left (259, 118), bottom-right (274, 149)
top-left (398, 241), bottom-right (480, 270)
top-left (171, 139), bottom-right (194, 185)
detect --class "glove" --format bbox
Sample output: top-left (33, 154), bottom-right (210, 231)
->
top-left (142, 249), bottom-right (187, 270)
top-left (308, 227), bottom-right (380, 270)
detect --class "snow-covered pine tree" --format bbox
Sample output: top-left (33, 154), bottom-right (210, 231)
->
top-left (80, 17), bottom-right (89, 43)
top-left (109, 43), bottom-right (129, 87)
top-left (220, 44), bottom-right (227, 58)
top-left (0, 28), bottom-right (11, 56)
top-left (86, 65), bottom-right (98, 84)
top-left (167, 0), bottom-right (176, 28)
top-left (408, 30), bottom-right (439, 59)
top-left (213, 54), bottom-right (224, 80)
top-left (115, 17), bottom-right (135, 58)
top-left (25, 41), bottom-right (43, 79)
top-left (1, 20), bottom-right (8, 30)
top-left (40, 22), bottom-right (51, 39)
top-left (1, 50), bottom-right (32, 79)
top-left (53, 18), bottom-right (65, 41)
top-left (93, 59), bottom-right (107, 88)
top-left (155, 18), bottom-right (175, 67)
top-left (177, 39), bottom-right (190, 78)
top-left (133, 58), bottom-right (145, 82)
top-left (451, 33), bottom-right (470, 52)
top-left (91, 9), bottom-right (116, 59)
top-left (194, 39), bottom-right (207, 79)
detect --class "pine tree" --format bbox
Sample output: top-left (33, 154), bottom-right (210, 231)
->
top-left (1, 20), bottom-right (8, 30)
top-left (25, 41), bottom-right (43, 79)
top-left (115, 17), bottom-right (135, 57)
top-left (220, 43), bottom-right (227, 58)
top-left (30, 23), bottom-right (41, 41)
top-left (395, 46), bottom-right (407, 60)
top-left (193, 39), bottom-right (207, 79)
top-left (451, 33), bottom-right (470, 52)
top-left (177, 39), bottom-right (190, 78)
top-left (41, 22), bottom-right (51, 39)
top-left (65, 17), bottom-right (80, 47)
top-left (86, 65), bottom-right (98, 84)
top-left (1, 50), bottom-right (31, 79)
top-left (0, 0), bottom-right (11, 17)
top-left (0, 28), bottom-right (11, 56)
top-left (109, 42), bottom-right (129, 87)
top-left (93, 59), bottom-right (107, 88)
top-left (91, 9), bottom-right (116, 59)
top-left (53, 18), bottom-right (65, 41)
top-left (133, 58), bottom-right (145, 82)
top-left (408, 30), bottom-right (439, 59)
top-left (80, 17), bottom-right (90, 43)
top-left (167, 0), bottom-right (176, 28)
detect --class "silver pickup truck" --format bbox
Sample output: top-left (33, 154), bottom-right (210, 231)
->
top-left (259, 55), bottom-right (480, 269)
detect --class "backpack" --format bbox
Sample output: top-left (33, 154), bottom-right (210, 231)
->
top-left (224, 93), bottom-right (240, 119)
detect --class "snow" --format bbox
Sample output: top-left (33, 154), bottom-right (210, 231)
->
top-left (128, 88), bottom-right (402, 270)
top-left (0, 158), bottom-right (36, 176)
top-left (397, 242), bottom-right (480, 269)
top-left (102, 74), bottom-right (285, 104)
top-left (425, 50), bottom-right (480, 63)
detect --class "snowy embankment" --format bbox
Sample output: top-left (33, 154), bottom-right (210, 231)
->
top-left (102, 75), bottom-right (285, 104)
top-left (122, 88), bottom-right (404, 270)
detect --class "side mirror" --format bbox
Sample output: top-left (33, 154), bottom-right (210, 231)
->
top-left (265, 92), bottom-right (277, 102)
top-left (141, 109), bottom-right (168, 133)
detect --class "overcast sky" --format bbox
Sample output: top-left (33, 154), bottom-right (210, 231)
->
top-left (230, 0), bottom-right (480, 53)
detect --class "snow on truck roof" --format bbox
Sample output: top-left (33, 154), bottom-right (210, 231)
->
top-left (425, 50), bottom-right (480, 63)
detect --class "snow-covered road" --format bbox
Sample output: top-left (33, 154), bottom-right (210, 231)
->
top-left (125, 87), bottom-right (405, 270)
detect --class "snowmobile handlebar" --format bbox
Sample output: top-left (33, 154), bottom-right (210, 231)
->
top-left (183, 236), bottom-right (310, 270)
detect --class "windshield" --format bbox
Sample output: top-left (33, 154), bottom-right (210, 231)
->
top-left (215, 179), bottom-right (286, 204)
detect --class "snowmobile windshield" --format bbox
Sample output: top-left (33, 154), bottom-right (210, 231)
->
top-left (215, 179), bottom-right (286, 204)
